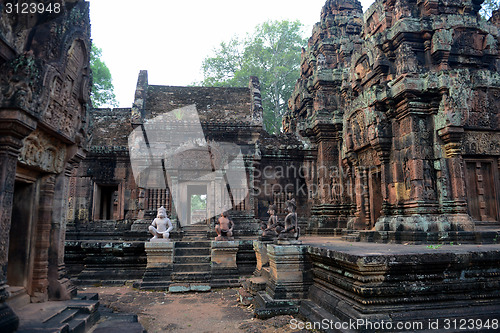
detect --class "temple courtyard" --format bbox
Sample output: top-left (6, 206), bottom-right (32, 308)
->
top-left (1, 0), bottom-right (500, 332)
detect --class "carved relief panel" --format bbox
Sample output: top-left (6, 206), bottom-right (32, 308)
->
top-left (42, 40), bottom-right (87, 139)
top-left (18, 129), bottom-right (66, 174)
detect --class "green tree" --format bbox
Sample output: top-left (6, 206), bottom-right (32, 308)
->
top-left (481, 0), bottom-right (500, 19)
top-left (191, 195), bottom-right (207, 211)
top-left (90, 44), bottom-right (118, 107)
top-left (201, 20), bottom-right (307, 133)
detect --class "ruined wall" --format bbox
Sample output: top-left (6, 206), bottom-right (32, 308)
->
top-left (67, 107), bottom-right (141, 226)
top-left (286, 0), bottom-right (500, 239)
top-left (0, 1), bottom-right (91, 331)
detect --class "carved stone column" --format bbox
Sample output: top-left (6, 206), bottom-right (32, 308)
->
top-left (31, 174), bottom-right (56, 303)
top-left (0, 109), bottom-right (36, 332)
top-left (48, 152), bottom-right (84, 300)
top-left (438, 126), bottom-right (467, 211)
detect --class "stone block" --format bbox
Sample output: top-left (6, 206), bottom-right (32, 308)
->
top-left (189, 284), bottom-right (211, 292)
top-left (211, 241), bottom-right (240, 288)
top-left (253, 240), bottom-right (272, 275)
top-left (144, 241), bottom-right (174, 268)
top-left (168, 284), bottom-right (189, 293)
top-left (265, 243), bottom-right (312, 300)
top-left (210, 241), bottom-right (238, 269)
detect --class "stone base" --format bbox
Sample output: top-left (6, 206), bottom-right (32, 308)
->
top-left (254, 291), bottom-right (299, 319)
top-left (140, 241), bottom-right (175, 290)
top-left (355, 229), bottom-right (500, 244)
top-left (72, 241), bottom-right (146, 285)
top-left (211, 241), bottom-right (239, 288)
top-left (307, 205), bottom-right (350, 235)
top-left (302, 243), bottom-right (500, 331)
top-left (374, 214), bottom-right (475, 232)
top-left (251, 242), bottom-right (311, 319)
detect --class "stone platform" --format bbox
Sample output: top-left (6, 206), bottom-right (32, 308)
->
top-left (250, 237), bottom-right (500, 330)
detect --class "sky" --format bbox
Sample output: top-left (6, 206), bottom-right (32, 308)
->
top-left (88, 0), bottom-right (375, 108)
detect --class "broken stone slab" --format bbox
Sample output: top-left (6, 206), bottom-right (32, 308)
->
top-left (253, 240), bottom-right (273, 276)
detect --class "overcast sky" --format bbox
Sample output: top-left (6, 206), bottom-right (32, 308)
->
top-left (88, 0), bottom-right (375, 107)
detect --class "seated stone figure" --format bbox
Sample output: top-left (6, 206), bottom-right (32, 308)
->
top-left (261, 204), bottom-right (282, 239)
top-left (215, 212), bottom-right (234, 241)
top-left (278, 199), bottom-right (300, 240)
top-left (148, 206), bottom-right (173, 240)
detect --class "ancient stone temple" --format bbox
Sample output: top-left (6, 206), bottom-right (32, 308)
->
top-left (62, 0), bottom-right (500, 329)
top-left (0, 1), bottom-right (92, 331)
top-left (247, 0), bottom-right (500, 327)
top-left (286, 0), bottom-right (500, 242)
top-left (66, 71), bottom-right (309, 287)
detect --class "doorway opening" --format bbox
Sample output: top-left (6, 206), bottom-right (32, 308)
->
top-left (94, 184), bottom-right (119, 220)
top-left (187, 185), bottom-right (207, 225)
top-left (7, 181), bottom-right (36, 296)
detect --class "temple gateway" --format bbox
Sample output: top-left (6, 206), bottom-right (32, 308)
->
top-left (1, 0), bottom-right (499, 331)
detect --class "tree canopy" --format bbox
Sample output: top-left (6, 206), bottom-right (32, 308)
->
top-left (481, 0), bottom-right (500, 18)
top-left (90, 44), bottom-right (118, 108)
top-left (200, 20), bottom-right (307, 133)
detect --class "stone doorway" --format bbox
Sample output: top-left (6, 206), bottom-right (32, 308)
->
top-left (464, 158), bottom-right (500, 224)
top-left (187, 185), bottom-right (208, 225)
top-left (7, 181), bottom-right (37, 300)
top-left (369, 170), bottom-right (383, 229)
top-left (93, 184), bottom-right (119, 220)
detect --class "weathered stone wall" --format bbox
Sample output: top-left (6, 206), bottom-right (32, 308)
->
top-left (0, 1), bottom-right (91, 331)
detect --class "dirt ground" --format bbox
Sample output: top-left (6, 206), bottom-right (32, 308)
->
top-left (82, 285), bottom-right (309, 333)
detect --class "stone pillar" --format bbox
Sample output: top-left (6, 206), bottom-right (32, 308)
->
top-left (140, 240), bottom-right (174, 290)
top-left (211, 241), bottom-right (239, 288)
top-left (266, 242), bottom-right (311, 300)
top-left (48, 154), bottom-right (83, 301)
top-left (31, 174), bottom-right (56, 303)
top-left (438, 126), bottom-right (474, 231)
top-left (0, 109), bottom-right (36, 332)
top-left (253, 242), bottom-right (312, 319)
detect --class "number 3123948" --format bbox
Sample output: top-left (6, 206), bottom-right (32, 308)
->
top-left (4, 2), bottom-right (61, 14)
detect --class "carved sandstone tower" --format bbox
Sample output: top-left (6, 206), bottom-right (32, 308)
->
top-left (287, 0), bottom-right (500, 241)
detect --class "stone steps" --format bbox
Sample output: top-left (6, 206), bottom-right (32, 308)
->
top-left (175, 241), bottom-right (211, 248)
top-left (171, 271), bottom-right (211, 282)
top-left (176, 255), bottom-right (211, 264)
top-left (182, 224), bottom-right (210, 239)
top-left (174, 247), bottom-right (210, 256)
top-left (16, 299), bottom-right (100, 333)
top-left (171, 240), bottom-right (212, 286)
top-left (90, 305), bottom-right (146, 333)
top-left (174, 263), bottom-right (211, 272)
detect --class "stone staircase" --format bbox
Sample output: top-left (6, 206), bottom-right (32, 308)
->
top-left (169, 240), bottom-right (212, 292)
top-left (15, 293), bottom-right (100, 333)
top-left (182, 223), bottom-right (209, 239)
